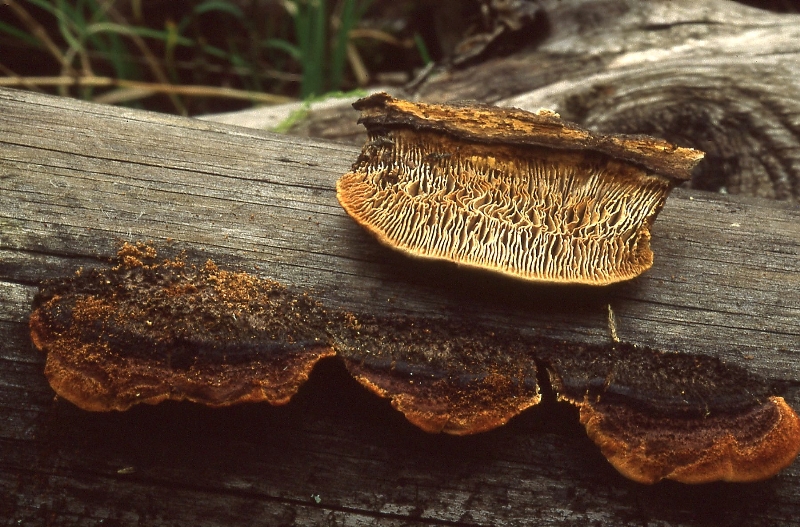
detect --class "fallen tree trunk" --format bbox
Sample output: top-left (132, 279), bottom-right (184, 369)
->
top-left (1, 84), bottom-right (800, 525)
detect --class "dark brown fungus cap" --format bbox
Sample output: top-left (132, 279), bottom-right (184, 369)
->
top-left (29, 244), bottom-right (800, 483)
top-left (331, 312), bottom-right (540, 435)
top-left (539, 342), bottom-right (800, 484)
top-left (580, 395), bottom-right (800, 484)
top-left (29, 243), bottom-right (334, 411)
top-left (337, 93), bottom-right (705, 285)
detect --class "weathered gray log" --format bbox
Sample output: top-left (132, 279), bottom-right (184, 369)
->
top-left (1, 81), bottom-right (800, 525)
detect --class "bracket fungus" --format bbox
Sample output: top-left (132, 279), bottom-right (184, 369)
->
top-left (29, 245), bottom-right (800, 484)
top-left (336, 93), bottom-right (705, 285)
top-left (29, 243), bottom-right (334, 411)
top-left (538, 342), bottom-right (800, 484)
top-left (331, 312), bottom-right (540, 435)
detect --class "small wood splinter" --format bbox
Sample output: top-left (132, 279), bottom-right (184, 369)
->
top-left (337, 93), bottom-right (705, 285)
top-left (29, 244), bottom-right (800, 485)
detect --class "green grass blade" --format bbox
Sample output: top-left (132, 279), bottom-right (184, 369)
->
top-left (85, 22), bottom-right (193, 46)
top-left (0, 20), bottom-right (42, 47)
top-left (291, 0), bottom-right (314, 97)
top-left (307, 0), bottom-right (327, 97)
top-left (24, 0), bottom-right (59, 16)
top-left (331, 0), bottom-right (374, 91)
top-left (414, 32), bottom-right (431, 65)
top-left (271, 102), bottom-right (311, 133)
top-left (262, 38), bottom-right (302, 60)
top-left (329, 0), bottom-right (353, 90)
top-left (164, 20), bottom-right (180, 83)
top-left (193, 1), bottom-right (246, 19)
top-left (53, 0), bottom-right (85, 56)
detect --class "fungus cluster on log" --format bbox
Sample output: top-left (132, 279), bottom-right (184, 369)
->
top-left (29, 243), bottom-right (800, 485)
top-left (26, 95), bottom-right (798, 486)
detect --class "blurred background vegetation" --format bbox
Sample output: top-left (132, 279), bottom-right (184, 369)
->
top-left (1, 0), bottom-right (796, 116)
top-left (0, 0), bottom-right (438, 115)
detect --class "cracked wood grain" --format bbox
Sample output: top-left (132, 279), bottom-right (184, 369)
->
top-left (1, 78), bottom-right (799, 525)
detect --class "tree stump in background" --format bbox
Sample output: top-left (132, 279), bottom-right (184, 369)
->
top-left (281, 0), bottom-right (800, 201)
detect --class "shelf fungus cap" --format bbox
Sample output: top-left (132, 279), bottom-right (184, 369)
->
top-left (337, 93), bottom-right (705, 285)
top-left (541, 342), bottom-right (800, 484)
top-left (332, 313), bottom-right (541, 435)
top-left (29, 243), bottom-right (335, 412)
top-left (580, 395), bottom-right (800, 484)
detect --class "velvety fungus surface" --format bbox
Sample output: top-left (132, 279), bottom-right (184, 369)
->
top-left (29, 244), bottom-right (800, 484)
